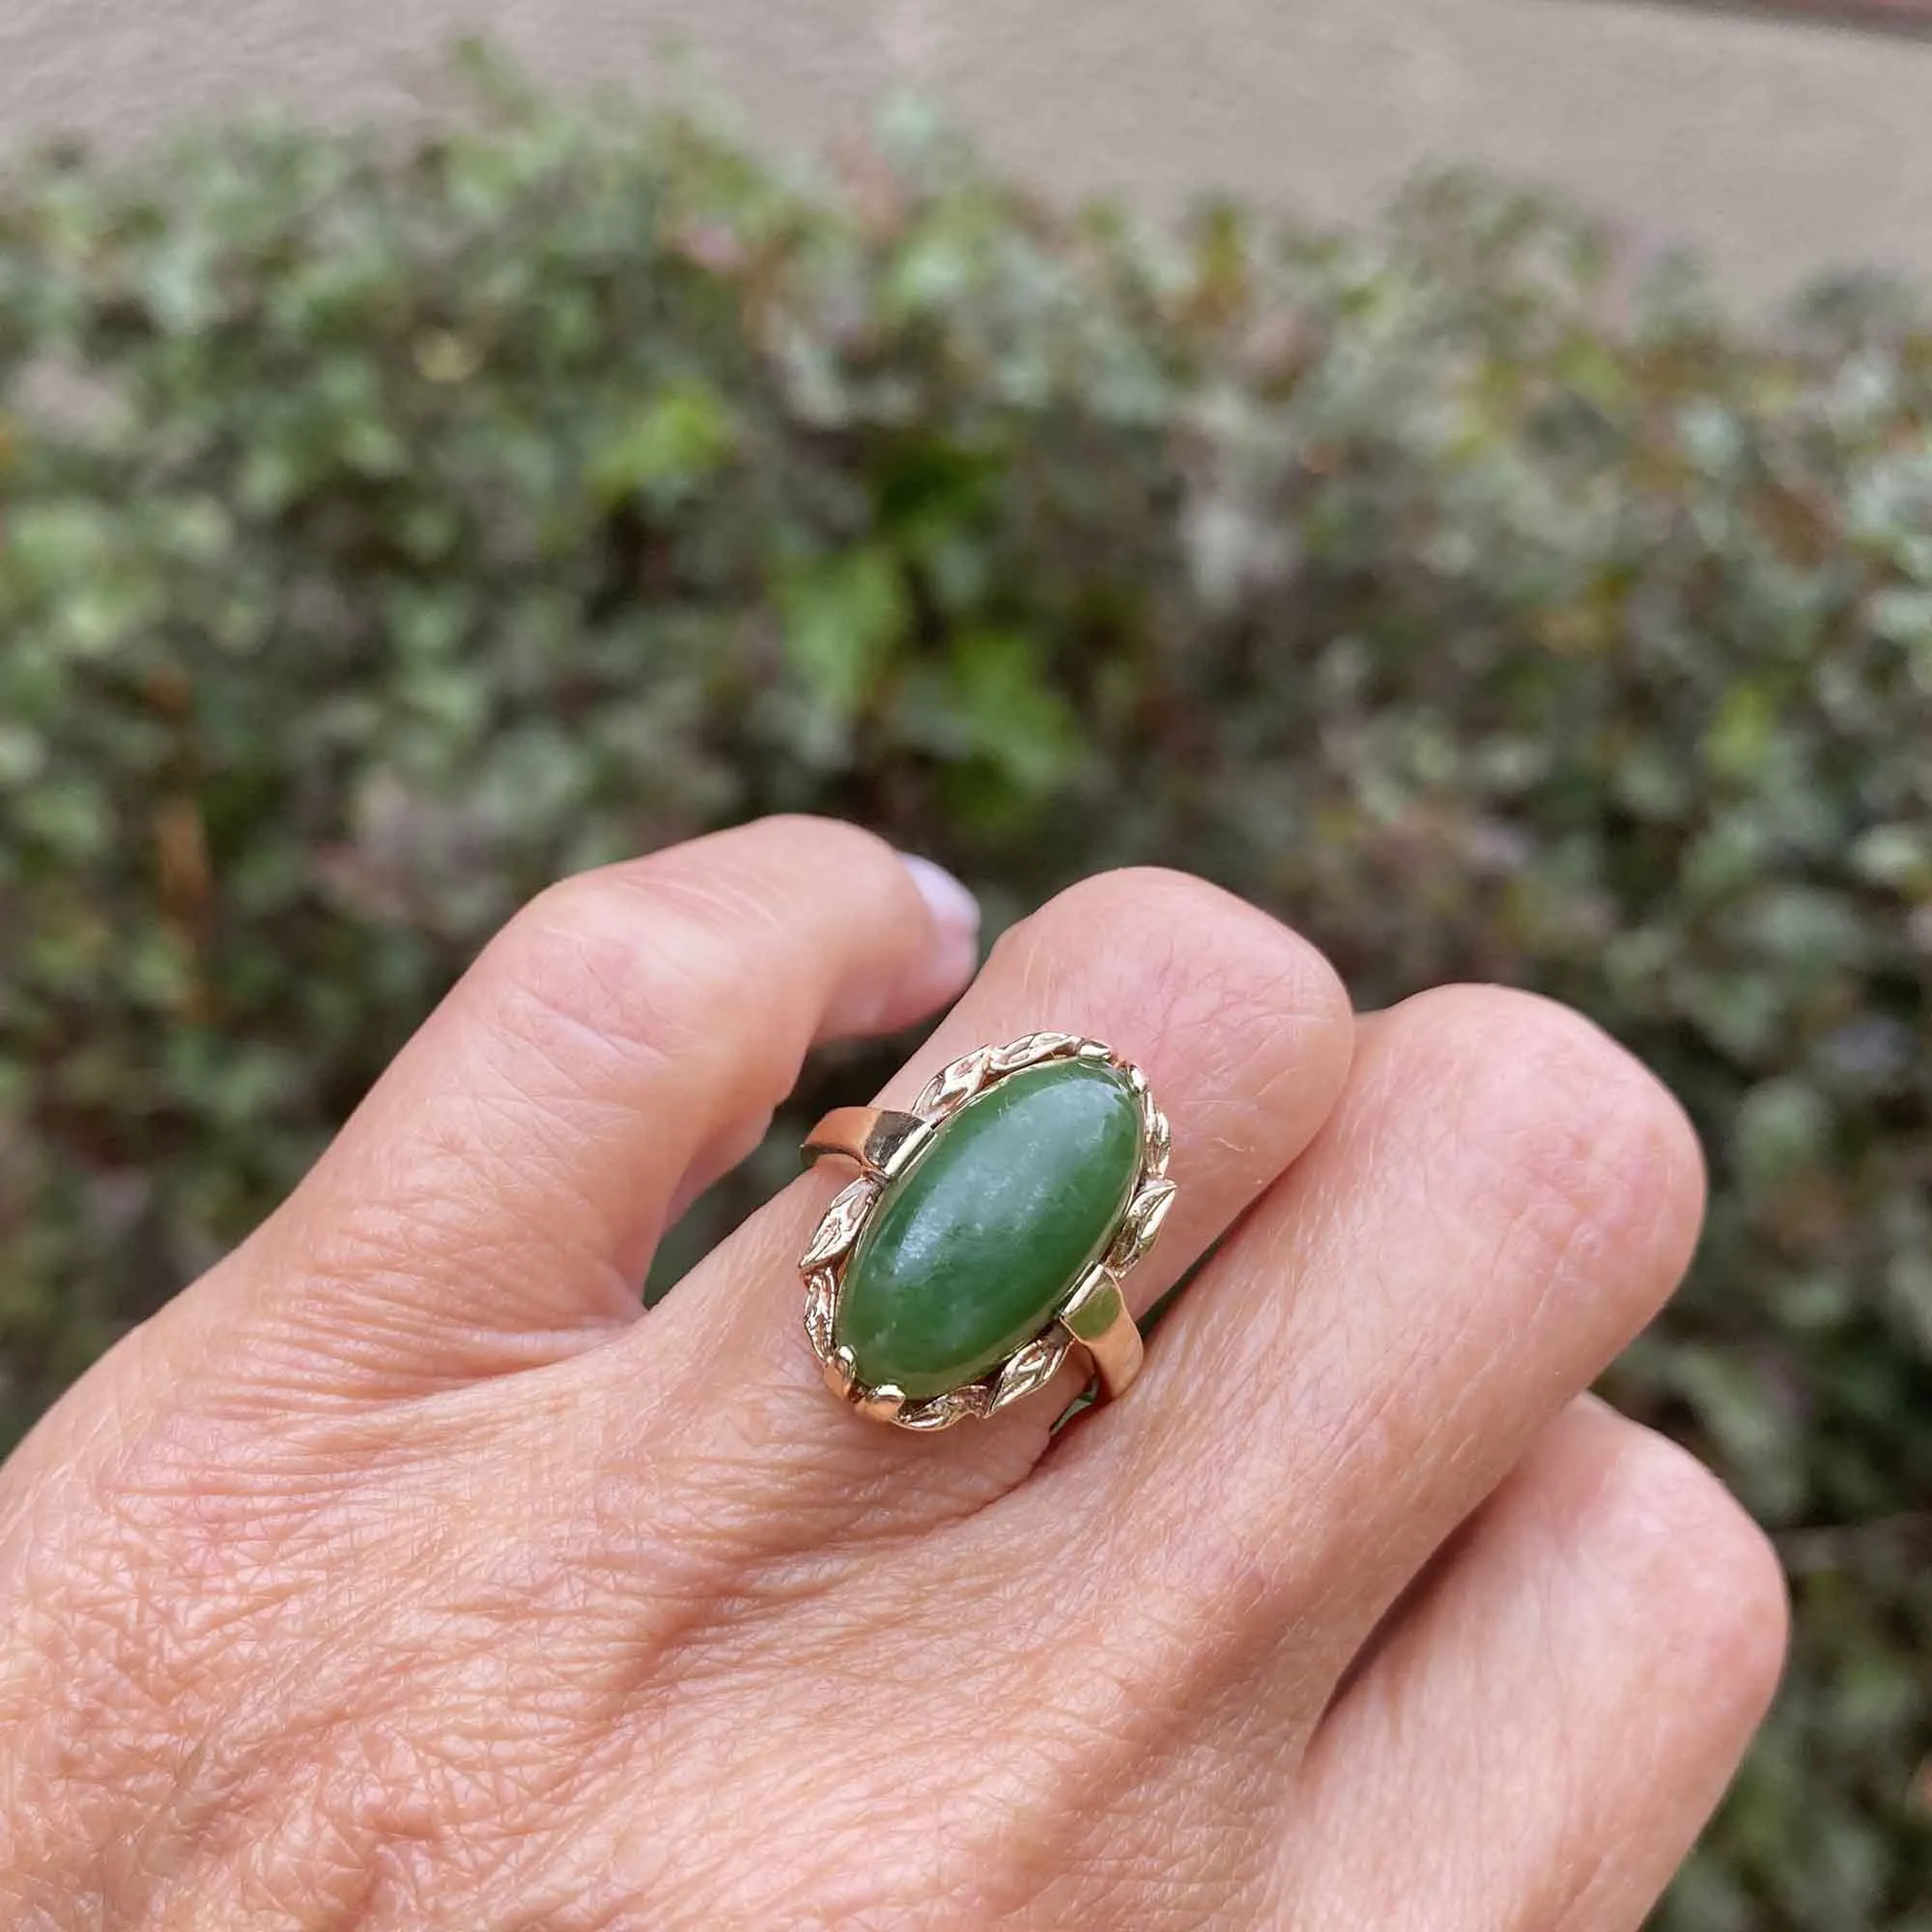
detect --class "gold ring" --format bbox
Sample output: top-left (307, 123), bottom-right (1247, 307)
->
top-left (799, 1033), bottom-right (1175, 1431)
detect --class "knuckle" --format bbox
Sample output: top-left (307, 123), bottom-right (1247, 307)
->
top-left (1403, 985), bottom-right (1706, 1306)
top-left (486, 867), bottom-right (748, 1081)
top-left (1594, 1422), bottom-right (1790, 1716)
top-left (994, 867), bottom-right (1350, 1065)
top-left (738, 810), bottom-right (901, 873)
top-left (1021, 867), bottom-right (1271, 960)
top-left (481, 818), bottom-right (912, 1094)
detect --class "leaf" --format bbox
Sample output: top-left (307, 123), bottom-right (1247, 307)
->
top-left (990, 1333), bottom-right (1070, 1409)
top-left (590, 379), bottom-right (734, 503)
top-left (1734, 1077), bottom-right (1833, 1191)
top-left (945, 628), bottom-right (1081, 795)
top-left (780, 547), bottom-right (908, 718)
top-left (915, 1047), bottom-right (992, 1118)
top-left (1106, 1179), bottom-right (1177, 1273)
top-left (1702, 681), bottom-right (1778, 783)
top-left (799, 1179), bottom-right (878, 1269)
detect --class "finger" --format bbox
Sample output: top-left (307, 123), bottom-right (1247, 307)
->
top-left (1034, 985), bottom-right (1707, 1707)
top-left (579, 867), bottom-right (1356, 1544)
top-left (1279, 1398), bottom-right (1787, 1931)
top-left (176, 817), bottom-right (980, 1391)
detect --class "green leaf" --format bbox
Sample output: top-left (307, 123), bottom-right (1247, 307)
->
top-left (779, 547), bottom-right (908, 717)
top-left (945, 628), bottom-right (1081, 795)
top-left (1702, 680), bottom-right (1777, 782)
top-left (591, 379), bottom-right (735, 503)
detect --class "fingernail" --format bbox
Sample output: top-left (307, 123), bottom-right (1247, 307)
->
top-left (899, 852), bottom-right (980, 951)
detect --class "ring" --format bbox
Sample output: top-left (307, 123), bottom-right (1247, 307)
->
top-left (799, 1033), bottom-right (1176, 1431)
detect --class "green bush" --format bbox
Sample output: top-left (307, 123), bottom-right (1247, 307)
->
top-left (1, 55), bottom-right (1927, 1928)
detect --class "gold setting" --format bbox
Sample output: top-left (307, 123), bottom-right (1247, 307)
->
top-left (799, 1032), bottom-right (1174, 1431)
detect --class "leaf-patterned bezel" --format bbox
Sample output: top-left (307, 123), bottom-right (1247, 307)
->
top-left (799, 1032), bottom-right (1172, 1431)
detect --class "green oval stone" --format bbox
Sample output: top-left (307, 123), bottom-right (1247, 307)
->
top-left (836, 1058), bottom-right (1143, 1399)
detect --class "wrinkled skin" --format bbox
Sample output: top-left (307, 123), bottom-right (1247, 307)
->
top-left (0, 819), bottom-right (1786, 1929)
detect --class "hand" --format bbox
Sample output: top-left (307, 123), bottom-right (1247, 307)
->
top-left (0, 817), bottom-right (1785, 1929)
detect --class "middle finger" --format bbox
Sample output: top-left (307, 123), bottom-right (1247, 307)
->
top-left (1030, 983), bottom-right (1707, 1724)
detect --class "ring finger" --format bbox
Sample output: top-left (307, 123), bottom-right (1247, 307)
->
top-left (1024, 984), bottom-right (1712, 1747)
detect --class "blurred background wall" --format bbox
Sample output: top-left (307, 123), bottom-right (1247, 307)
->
top-left (2, 0), bottom-right (1930, 301)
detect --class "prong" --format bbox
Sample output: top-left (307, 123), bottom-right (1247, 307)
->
top-left (855, 1384), bottom-right (906, 1424)
top-left (823, 1345), bottom-right (859, 1402)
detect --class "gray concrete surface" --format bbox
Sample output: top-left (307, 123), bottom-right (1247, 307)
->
top-left (1, 0), bottom-right (1928, 304)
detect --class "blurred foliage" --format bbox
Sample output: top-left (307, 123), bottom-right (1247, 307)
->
top-left (0, 52), bottom-right (1928, 1927)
